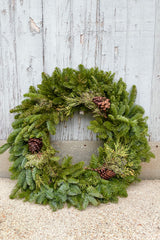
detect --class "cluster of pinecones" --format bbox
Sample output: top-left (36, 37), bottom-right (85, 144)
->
top-left (92, 96), bottom-right (110, 111)
top-left (28, 138), bottom-right (43, 154)
top-left (93, 167), bottom-right (116, 180)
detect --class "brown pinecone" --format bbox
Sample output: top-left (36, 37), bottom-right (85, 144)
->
top-left (92, 97), bottom-right (110, 111)
top-left (28, 138), bottom-right (43, 154)
top-left (94, 167), bottom-right (116, 180)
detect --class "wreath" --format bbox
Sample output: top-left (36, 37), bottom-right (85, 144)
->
top-left (0, 65), bottom-right (154, 211)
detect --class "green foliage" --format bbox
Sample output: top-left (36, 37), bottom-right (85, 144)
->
top-left (25, 148), bottom-right (58, 169)
top-left (128, 85), bottom-right (137, 108)
top-left (0, 143), bottom-right (10, 154)
top-left (101, 142), bottom-right (135, 178)
top-left (46, 121), bottom-right (56, 135)
top-left (0, 65), bottom-right (154, 211)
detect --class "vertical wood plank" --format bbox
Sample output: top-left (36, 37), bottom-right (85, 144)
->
top-left (14, 0), bottom-right (43, 97)
top-left (124, 0), bottom-right (155, 121)
top-left (100, 0), bottom-right (128, 77)
top-left (150, 0), bottom-right (160, 141)
top-left (0, 1), bottom-right (18, 139)
top-left (71, 0), bottom-right (98, 68)
top-left (0, 0), bottom-right (43, 139)
top-left (43, 0), bottom-right (72, 74)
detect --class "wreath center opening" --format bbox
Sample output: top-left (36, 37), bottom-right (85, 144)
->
top-left (50, 112), bottom-right (103, 165)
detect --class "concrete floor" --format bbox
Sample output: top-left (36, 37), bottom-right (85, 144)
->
top-left (0, 178), bottom-right (160, 240)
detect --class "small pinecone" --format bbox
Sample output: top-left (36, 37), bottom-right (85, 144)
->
top-left (28, 138), bottom-right (43, 154)
top-left (92, 97), bottom-right (110, 111)
top-left (94, 167), bottom-right (116, 180)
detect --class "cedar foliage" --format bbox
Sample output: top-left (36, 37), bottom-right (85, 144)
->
top-left (0, 65), bottom-right (154, 211)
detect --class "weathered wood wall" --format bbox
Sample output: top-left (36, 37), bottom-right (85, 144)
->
top-left (0, 0), bottom-right (160, 141)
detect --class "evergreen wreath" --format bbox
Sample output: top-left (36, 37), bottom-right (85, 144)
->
top-left (0, 65), bottom-right (154, 211)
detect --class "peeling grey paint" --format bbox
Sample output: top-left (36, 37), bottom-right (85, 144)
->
top-left (29, 17), bottom-right (40, 33)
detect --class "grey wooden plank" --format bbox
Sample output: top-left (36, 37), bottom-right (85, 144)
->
top-left (150, 0), bottom-right (160, 141)
top-left (43, 0), bottom-right (72, 73)
top-left (0, 0), bottom-right (18, 139)
top-left (99, 0), bottom-right (130, 82)
top-left (123, 0), bottom-right (155, 122)
top-left (14, 0), bottom-right (43, 97)
top-left (71, 0), bottom-right (99, 68)
top-left (0, 0), bottom-right (44, 139)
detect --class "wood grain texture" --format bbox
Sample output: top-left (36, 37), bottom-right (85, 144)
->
top-left (43, 0), bottom-right (73, 72)
top-left (150, 0), bottom-right (160, 141)
top-left (0, 0), bottom-right (159, 141)
top-left (51, 112), bottom-right (98, 141)
top-left (0, 0), bottom-right (18, 139)
top-left (123, 0), bottom-right (155, 123)
top-left (0, 0), bottom-right (43, 139)
top-left (14, 0), bottom-right (43, 96)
